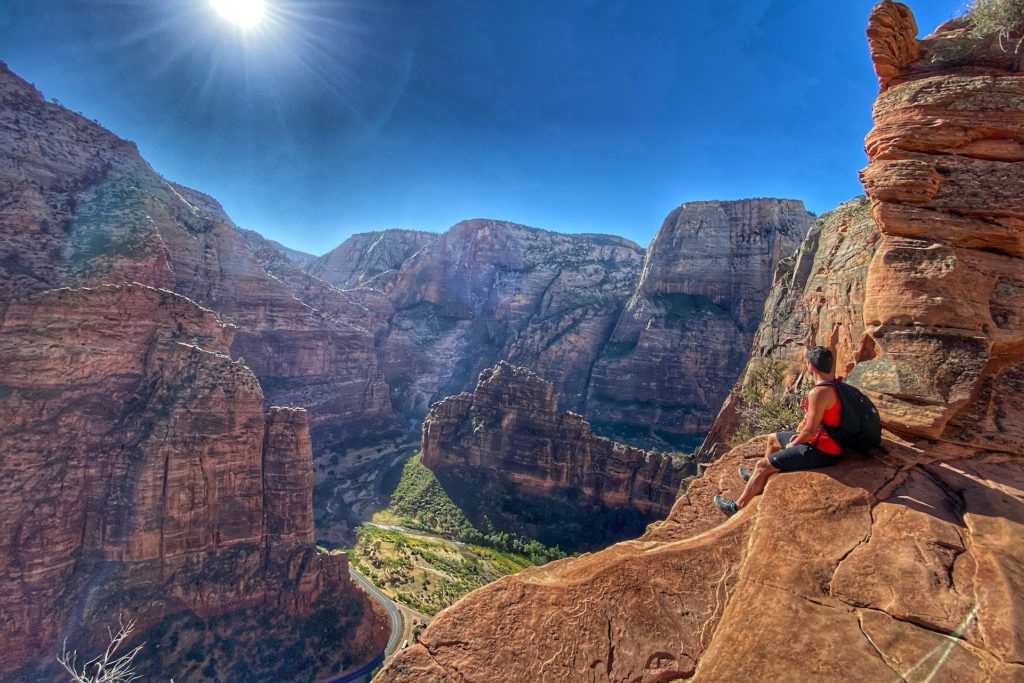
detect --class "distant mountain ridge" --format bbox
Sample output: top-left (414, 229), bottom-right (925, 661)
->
top-left (258, 204), bottom-right (810, 451)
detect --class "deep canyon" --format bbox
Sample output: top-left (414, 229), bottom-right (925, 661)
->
top-left (1, 0), bottom-right (1021, 680)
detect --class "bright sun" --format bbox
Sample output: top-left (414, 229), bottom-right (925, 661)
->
top-left (210, 0), bottom-right (266, 29)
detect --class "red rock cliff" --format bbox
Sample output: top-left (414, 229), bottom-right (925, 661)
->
top-left (587, 199), bottom-right (811, 447)
top-left (0, 284), bottom-right (388, 679)
top-left (378, 4), bottom-right (1024, 680)
top-left (0, 62), bottom-right (396, 454)
top-left (420, 362), bottom-right (692, 547)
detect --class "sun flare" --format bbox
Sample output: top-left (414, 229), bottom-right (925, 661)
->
top-left (210, 0), bottom-right (266, 29)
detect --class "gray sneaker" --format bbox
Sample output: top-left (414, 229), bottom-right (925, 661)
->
top-left (713, 494), bottom-right (739, 516)
top-left (738, 467), bottom-right (752, 482)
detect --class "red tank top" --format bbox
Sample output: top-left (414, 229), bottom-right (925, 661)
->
top-left (801, 384), bottom-right (843, 455)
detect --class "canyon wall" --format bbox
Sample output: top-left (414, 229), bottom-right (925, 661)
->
top-left (586, 199), bottom-right (811, 447)
top-left (378, 219), bottom-right (645, 418)
top-left (700, 197), bottom-right (880, 456)
top-left (296, 204), bottom-right (809, 449)
top-left (0, 63), bottom-right (390, 679)
top-left (0, 284), bottom-right (387, 680)
top-left (379, 3), bottom-right (1024, 680)
top-left (420, 362), bottom-right (693, 549)
top-left (0, 62), bottom-right (396, 452)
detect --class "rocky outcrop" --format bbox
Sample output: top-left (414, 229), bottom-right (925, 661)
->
top-left (0, 62), bottom-right (395, 452)
top-left (586, 199), bottom-right (812, 447)
top-left (420, 362), bottom-right (693, 549)
top-left (0, 284), bottom-right (387, 679)
top-left (306, 229), bottom-right (438, 289)
top-left (379, 4), bottom-right (1024, 680)
top-left (380, 220), bottom-right (645, 418)
top-left (853, 1), bottom-right (1024, 447)
top-left (381, 437), bottom-right (1024, 682)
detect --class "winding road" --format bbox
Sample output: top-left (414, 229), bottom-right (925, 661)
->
top-left (349, 567), bottom-right (404, 657)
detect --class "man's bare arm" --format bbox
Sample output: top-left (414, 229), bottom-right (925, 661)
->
top-left (787, 387), bottom-right (830, 447)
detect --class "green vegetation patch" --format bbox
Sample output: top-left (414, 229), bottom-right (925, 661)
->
top-left (386, 452), bottom-right (476, 537)
top-left (350, 523), bottom-right (536, 616)
top-left (728, 359), bottom-right (804, 448)
top-left (347, 453), bottom-right (569, 614)
top-left (967, 0), bottom-right (1024, 47)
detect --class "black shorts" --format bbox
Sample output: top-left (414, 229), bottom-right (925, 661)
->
top-left (769, 431), bottom-right (843, 472)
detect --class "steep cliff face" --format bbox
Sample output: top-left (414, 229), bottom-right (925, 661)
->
top-left (0, 63), bottom-right (394, 450)
top-left (306, 229), bottom-right (438, 289)
top-left (420, 362), bottom-right (693, 549)
top-left (0, 284), bottom-right (387, 680)
top-left (380, 219), bottom-right (645, 417)
top-left (379, 4), bottom-right (1024, 680)
top-left (701, 197), bottom-right (880, 456)
top-left (586, 199), bottom-right (812, 447)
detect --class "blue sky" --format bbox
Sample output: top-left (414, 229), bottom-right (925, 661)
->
top-left (2, 1), bottom-right (964, 254)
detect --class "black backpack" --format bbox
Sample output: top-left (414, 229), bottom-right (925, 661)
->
top-left (819, 378), bottom-right (882, 452)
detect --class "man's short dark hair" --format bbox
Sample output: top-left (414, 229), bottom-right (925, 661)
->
top-left (807, 346), bottom-right (834, 373)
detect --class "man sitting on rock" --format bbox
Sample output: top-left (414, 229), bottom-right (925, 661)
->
top-left (713, 324), bottom-right (844, 516)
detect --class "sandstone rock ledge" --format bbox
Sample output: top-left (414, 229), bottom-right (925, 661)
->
top-left (378, 439), bottom-right (1024, 682)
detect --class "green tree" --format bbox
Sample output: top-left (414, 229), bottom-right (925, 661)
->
top-left (728, 360), bottom-right (804, 448)
top-left (967, 0), bottom-right (1024, 51)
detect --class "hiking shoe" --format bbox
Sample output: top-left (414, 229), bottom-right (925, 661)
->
top-left (738, 467), bottom-right (752, 482)
top-left (713, 495), bottom-right (739, 516)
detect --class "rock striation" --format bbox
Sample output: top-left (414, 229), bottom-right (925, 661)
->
top-left (853, 2), bottom-right (1024, 448)
top-left (0, 284), bottom-right (387, 679)
top-left (378, 3), bottom-right (1024, 680)
top-left (586, 199), bottom-right (811, 447)
top-left (700, 197), bottom-right (881, 457)
top-left (420, 362), bottom-right (693, 549)
top-left (306, 229), bottom-right (438, 289)
top-left (378, 219), bottom-right (646, 419)
top-left (319, 207), bottom-right (807, 448)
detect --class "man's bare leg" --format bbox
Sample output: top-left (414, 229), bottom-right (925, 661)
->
top-left (733, 433), bottom-right (784, 509)
top-left (735, 457), bottom-right (779, 508)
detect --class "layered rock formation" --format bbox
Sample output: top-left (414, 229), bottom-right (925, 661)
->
top-left (587, 199), bottom-right (811, 447)
top-left (0, 62), bottom-right (396, 452)
top-left (378, 220), bottom-right (646, 418)
top-left (306, 229), bottom-right (438, 289)
top-left (379, 3), bottom-right (1024, 680)
top-left (700, 197), bottom-right (880, 456)
top-left (853, 2), bottom-right (1024, 447)
top-left (420, 362), bottom-right (693, 548)
top-left (310, 206), bottom-right (806, 448)
top-left (0, 284), bottom-right (387, 679)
